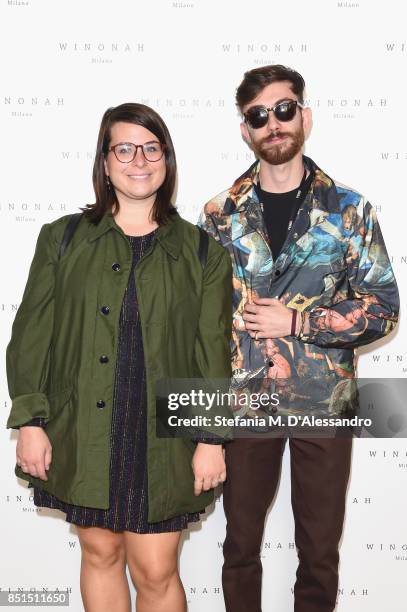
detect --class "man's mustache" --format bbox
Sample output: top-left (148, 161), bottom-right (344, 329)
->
top-left (259, 131), bottom-right (291, 145)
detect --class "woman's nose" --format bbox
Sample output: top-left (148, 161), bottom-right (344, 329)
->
top-left (132, 147), bottom-right (147, 166)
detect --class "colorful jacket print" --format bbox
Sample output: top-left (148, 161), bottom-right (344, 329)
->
top-left (198, 155), bottom-right (400, 418)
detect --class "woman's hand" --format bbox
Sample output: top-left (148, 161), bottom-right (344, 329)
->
top-left (192, 443), bottom-right (226, 496)
top-left (16, 427), bottom-right (52, 481)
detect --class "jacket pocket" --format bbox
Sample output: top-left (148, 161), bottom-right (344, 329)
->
top-left (47, 385), bottom-right (74, 420)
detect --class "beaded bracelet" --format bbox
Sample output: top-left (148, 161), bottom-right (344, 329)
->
top-left (296, 311), bottom-right (306, 339)
top-left (290, 309), bottom-right (298, 336)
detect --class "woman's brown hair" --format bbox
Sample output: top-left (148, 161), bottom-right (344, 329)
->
top-left (81, 103), bottom-right (177, 225)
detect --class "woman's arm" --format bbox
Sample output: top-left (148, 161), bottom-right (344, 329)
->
top-left (191, 236), bottom-right (233, 494)
top-left (6, 223), bottom-right (57, 428)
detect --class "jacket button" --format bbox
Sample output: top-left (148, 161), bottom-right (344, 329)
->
top-left (101, 306), bottom-right (110, 315)
top-left (99, 355), bottom-right (109, 364)
top-left (112, 263), bottom-right (121, 272)
top-left (275, 269), bottom-right (281, 277)
top-left (96, 400), bottom-right (106, 409)
top-left (271, 406), bottom-right (278, 414)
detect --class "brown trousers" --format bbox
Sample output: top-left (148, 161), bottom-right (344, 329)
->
top-left (222, 435), bottom-right (352, 612)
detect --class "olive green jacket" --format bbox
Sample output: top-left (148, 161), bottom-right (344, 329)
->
top-left (6, 211), bottom-right (232, 521)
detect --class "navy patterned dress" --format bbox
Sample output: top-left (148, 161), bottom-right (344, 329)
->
top-left (32, 229), bottom-right (201, 532)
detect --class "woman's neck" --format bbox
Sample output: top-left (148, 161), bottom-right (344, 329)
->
top-left (112, 200), bottom-right (158, 237)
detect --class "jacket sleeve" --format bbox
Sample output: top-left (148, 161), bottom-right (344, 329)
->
top-left (13, 417), bottom-right (47, 429)
top-left (6, 223), bottom-right (57, 429)
top-left (194, 235), bottom-right (233, 377)
top-left (301, 200), bottom-right (399, 349)
top-left (192, 235), bottom-right (233, 441)
top-left (197, 206), bottom-right (220, 242)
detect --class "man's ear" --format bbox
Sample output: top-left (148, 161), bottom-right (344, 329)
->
top-left (240, 121), bottom-right (252, 145)
top-left (302, 106), bottom-right (313, 140)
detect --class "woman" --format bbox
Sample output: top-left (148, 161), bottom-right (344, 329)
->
top-left (6, 103), bottom-right (233, 612)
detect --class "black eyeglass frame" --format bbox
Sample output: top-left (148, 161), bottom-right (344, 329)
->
top-left (107, 141), bottom-right (166, 163)
top-left (243, 99), bottom-right (305, 129)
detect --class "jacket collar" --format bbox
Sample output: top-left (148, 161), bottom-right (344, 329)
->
top-left (88, 210), bottom-right (183, 260)
top-left (225, 155), bottom-right (336, 215)
top-left (155, 211), bottom-right (183, 259)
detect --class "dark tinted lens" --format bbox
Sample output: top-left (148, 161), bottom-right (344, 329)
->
top-left (245, 106), bottom-right (269, 129)
top-left (273, 101), bottom-right (297, 122)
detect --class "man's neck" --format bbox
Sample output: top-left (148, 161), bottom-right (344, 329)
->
top-left (258, 153), bottom-right (305, 194)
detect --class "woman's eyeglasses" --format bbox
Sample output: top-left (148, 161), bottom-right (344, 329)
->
top-left (108, 141), bottom-right (166, 163)
top-left (244, 100), bottom-right (304, 129)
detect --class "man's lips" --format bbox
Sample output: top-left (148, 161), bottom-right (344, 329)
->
top-left (264, 134), bottom-right (287, 144)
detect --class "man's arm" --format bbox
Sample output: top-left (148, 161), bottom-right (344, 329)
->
top-left (301, 199), bottom-right (399, 348)
top-left (197, 205), bottom-right (220, 241)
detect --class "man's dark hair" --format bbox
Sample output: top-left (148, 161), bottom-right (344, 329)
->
top-left (236, 64), bottom-right (306, 111)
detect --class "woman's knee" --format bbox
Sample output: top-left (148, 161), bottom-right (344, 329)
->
top-left (77, 527), bottom-right (126, 570)
top-left (131, 561), bottom-right (178, 596)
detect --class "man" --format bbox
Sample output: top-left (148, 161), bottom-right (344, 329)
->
top-left (198, 65), bottom-right (399, 612)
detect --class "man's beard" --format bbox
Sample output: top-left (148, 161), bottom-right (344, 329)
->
top-left (251, 126), bottom-right (305, 165)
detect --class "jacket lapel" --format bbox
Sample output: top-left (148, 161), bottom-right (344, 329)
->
top-left (222, 155), bottom-right (342, 278)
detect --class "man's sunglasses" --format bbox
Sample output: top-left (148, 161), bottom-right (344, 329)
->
top-left (243, 99), bottom-right (304, 129)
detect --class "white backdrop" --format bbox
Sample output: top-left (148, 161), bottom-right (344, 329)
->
top-left (1, 0), bottom-right (406, 610)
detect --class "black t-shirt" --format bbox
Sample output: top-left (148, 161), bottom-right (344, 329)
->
top-left (256, 185), bottom-right (300, 261)
top-left (256, 171), bottom-right (313, 261)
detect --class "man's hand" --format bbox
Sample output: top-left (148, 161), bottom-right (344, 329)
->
top-left (16, 427), bottom-right (52, 481)
top-left (192, 443), bottom-right (226, 496)
top-left (243, 297), bottom-right (294, 339)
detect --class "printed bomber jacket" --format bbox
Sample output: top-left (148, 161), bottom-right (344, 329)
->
top-left (198, 155), bottom-right (400, 418)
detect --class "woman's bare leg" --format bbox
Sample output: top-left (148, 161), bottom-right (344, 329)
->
top-left (124, 531), bottom-right (186, 612)
top-left (76, 525), bottom-right (130, 612)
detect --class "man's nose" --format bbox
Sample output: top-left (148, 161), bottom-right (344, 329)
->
top-left (266, 109), bottom-right (281, 131)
